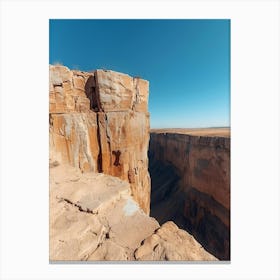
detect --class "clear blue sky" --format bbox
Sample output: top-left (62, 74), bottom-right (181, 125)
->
top-left (49, 19), bottom-right (230, 128)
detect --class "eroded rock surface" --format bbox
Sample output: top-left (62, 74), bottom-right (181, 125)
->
top-left (49, 163), bottom-right (158, 261)
top-left (50, 162), bottom-right (216, 261)
top-left (49, 65), bottom-right (150, 214)
top-left (135, 221), bottom-right (217, 261)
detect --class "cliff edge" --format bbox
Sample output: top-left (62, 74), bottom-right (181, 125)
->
top-left (49, 65), bottom-right (218, 261)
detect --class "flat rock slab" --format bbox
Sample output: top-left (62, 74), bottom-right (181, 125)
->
top-left (50, 163), bottom-right (159, 261)
top-left (50, 193), bottom-right (107, 261)
top-left (51, 164), bottom-right (130, 214)
top-left (97, 197), bottom-right (159, 250)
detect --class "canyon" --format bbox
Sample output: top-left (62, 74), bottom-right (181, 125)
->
top-left (49, 65), bottom-right (229, 261)
top-left (149, 130), bottom-right (230, 260)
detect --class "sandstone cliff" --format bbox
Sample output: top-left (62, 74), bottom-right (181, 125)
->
top-left (149, 132), bottom-right (230, 260)
top-left (49, 65), bottom-right (150, 214)
top-left (49, 65), bottom-right (218, 261)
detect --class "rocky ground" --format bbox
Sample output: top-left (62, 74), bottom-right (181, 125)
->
top-left (49, 161), bottom-right (217, 261)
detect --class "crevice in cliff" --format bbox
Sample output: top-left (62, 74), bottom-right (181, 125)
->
top-left (85, 72), bottom-right (104, 173)
top-left (104, 114), bottom-right (112, 154)
top-left (85, 72), bottom-right (102, 112)
top-left (49, 113), bottom-right (53, 126)
top-left (96, 113), bottom-right (103, 173)
top-left (132, 77), bottom-right (140, 110)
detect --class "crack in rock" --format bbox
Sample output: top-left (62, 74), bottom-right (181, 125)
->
top-left (59, 197), bottom-right (97, 214)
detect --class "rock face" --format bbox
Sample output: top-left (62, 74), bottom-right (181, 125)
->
top-left (49, 163), bottom-right (217, 261)
top-left (49, 65), bottom-right (219, 261)
top-left (149, 132), bottom-right (230, 260)
top-left (135, 221), bottom-right (217, 261)
top-left (49, 65), bottom-right (150, 214)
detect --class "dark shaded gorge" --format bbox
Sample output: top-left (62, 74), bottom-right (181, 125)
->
top-left (148, 133), bottom-right (230, 260)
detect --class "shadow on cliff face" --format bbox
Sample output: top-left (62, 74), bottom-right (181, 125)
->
top-left (85, 74), bottom-right (103, 173)
top-left (181, 188), bottom-right (230, 260)
top-left (149, 150), bottom-right (230, 260)
top-left (85, 74), bottom-right (101, 112)
top-left (149, 151), bottom-right (183, 223)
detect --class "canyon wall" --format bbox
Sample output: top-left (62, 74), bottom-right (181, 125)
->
top-left (149, 132), bottom-right (230, 260)
top-left (49, 65), bottom-right (151, 214)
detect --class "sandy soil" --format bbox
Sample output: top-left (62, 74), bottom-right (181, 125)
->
top-left (150, 127), bottom-right (230, 137)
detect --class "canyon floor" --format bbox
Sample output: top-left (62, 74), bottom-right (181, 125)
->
top-left (150, 127), bottom-right (230, 137)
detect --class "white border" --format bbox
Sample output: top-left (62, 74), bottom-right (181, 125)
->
top-left (0, 0), bottom-right (279, 279)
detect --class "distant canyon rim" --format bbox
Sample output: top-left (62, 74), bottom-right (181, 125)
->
top-left (49, 64), bottom-right (230, 261)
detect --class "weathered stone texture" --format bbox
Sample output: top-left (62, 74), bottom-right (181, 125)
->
top-left (49, 66), bottom-right (91, 113)
top-left (97, 111), bottom-right (150, 213)
top-left (50, 164), bottom-right (216, 261)
top-left (49, 164), bottom-right (159, 261)
top-left (49, 112), bottom-right (99, 173)
top-left (94, 70), bottom-right (148, 112)
top-left (134, 221), bottom-right (217, 261)
top-left (49, 65), bottom-right (151, 214)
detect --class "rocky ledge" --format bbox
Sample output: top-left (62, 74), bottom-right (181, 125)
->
top-left (49, 65), bottom-right (220, 261)
top-left (50, 162), bottom-right (217, 261)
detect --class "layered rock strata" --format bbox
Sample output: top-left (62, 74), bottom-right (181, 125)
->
top-left (50, 162), bottom-right (217, 261)
top-left (149, 132), bottom-right (230, 260)
top-left (49, 65), bottom-right (150, 214)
